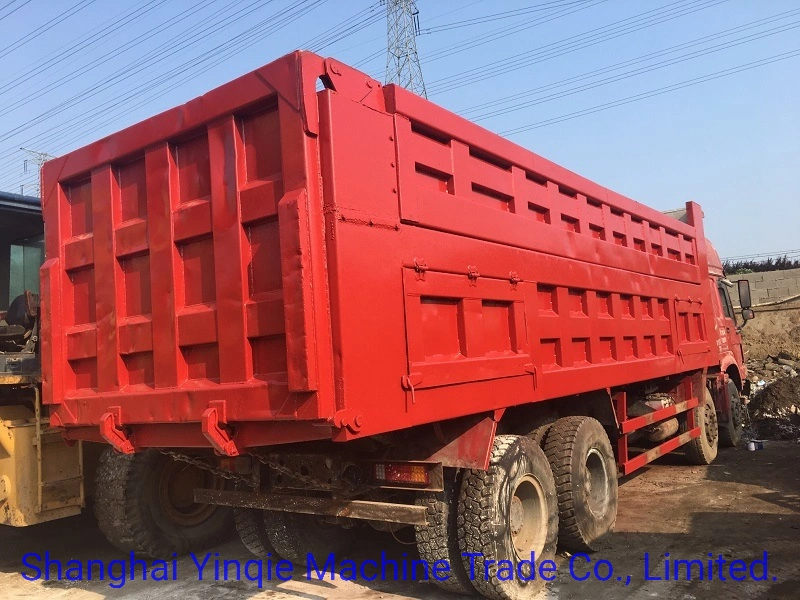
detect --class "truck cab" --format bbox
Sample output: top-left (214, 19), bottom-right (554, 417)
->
top-left (662, 208), bottom-right (753, 446)
top-left (706, 239), bottom-right (753, 447)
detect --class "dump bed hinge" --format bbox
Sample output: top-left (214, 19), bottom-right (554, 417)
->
top-left (99, 408), bottom-right (135, 454)
top-left (333, 409), bottom-right (364, 434)
top-left (202, 400), bottom-right (240, 457)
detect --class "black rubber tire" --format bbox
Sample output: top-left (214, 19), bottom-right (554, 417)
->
top-left (93, 448), bottom-right (233, 558)
top-left (682, 389), bottom-right (719, 465)
top-left (527, 417), bottom-right (558, 448)
top-left (414, 471), bottom-right (475, 595)
top-left (458, 435), bottom-right (559, 600)
top-left (234, 508), bottom-right (275, 557)
top-left (264, 511), bottom-right (358, 567)
top-left (719, 380), bottom-right (744, 448)
top-left (543, 416), bottom-right (618, 553)
top-left (233, 484), bottom-right (280, 559)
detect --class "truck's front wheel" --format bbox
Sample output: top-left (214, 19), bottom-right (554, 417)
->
top-left (94, 448), bottom-right (232, 557)
top-left (719, 380), bottom-right (744, 447)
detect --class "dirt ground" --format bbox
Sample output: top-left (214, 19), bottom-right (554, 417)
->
top-left (2, 441), bottom-right (798, 600)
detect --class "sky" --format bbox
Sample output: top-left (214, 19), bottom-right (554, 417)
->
top-left (0, 0), bottom-right (797, 260)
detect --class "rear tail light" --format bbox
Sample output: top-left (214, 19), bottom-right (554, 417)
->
top-left (373, 462), bottom-right (430, 486)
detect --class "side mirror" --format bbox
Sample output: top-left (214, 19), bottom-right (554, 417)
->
top-left (737, 279), bottom-right (752, 309)
top-left (741, 308), bottom-right (754, 322)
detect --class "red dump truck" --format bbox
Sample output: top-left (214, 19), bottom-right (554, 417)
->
top-left (40, 51), bottom-right (753, 598)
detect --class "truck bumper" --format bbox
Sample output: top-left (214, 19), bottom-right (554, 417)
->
top-left (194, 488), bottom-right (428, 526)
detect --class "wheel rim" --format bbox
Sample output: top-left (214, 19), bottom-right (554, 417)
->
top-left (158, 459), bottom-right (223, 527)
top-left (584, 448), bottom-right (610, 518)
top-left (509, 474), bottom-right (547, 563)
top-left (703, 402), bottom-right (719, 446)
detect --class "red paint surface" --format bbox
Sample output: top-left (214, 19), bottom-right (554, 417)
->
top-left (40, 51), bottom-right (743, 458)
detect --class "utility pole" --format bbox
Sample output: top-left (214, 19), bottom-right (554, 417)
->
top-left (19, 147), bottom-right (54, 197)
top-left (385, 0), bottom-right (427, 98)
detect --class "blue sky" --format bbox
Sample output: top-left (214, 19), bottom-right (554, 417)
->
top-left (0, 0), bottom-right (797, 259)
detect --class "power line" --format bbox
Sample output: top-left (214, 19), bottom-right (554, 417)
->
top-left (0, 0), bottom-right (97, 60)
top-left (0, 0), bottom-right (166, 95)
top-left (0, 0), bottom-right (221, 118)
top-left (428, 0), bottom-right (728, 94)
top-left (467, 17), bottom-right (800, 122)
top-left (723, 249), bottom-right (800, 261)
top-left (301, 1), bottom-right (382, 52)
top-left (499, 48), bottom-right (800, 135)
top-left (0, 0), bottom-right (32, 21)
top-left (458, 6), bottom-right (800, 118)
top-left (424, 0), bottom-right (607, 64)
top-left (421, 0), bottom-right (589, 33)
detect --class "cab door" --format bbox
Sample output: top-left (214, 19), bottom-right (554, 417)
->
top-left (717, 281), bottom-right (744, 366)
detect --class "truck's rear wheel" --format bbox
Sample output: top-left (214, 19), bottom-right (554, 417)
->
top-left (458, 435), bottom-right (558, 600)
top-left (543, 416), bottom-right (618, 552)
top-left (94, 448), bottom-right (232, 557)
top-left (264, 512), bottom-right (358, 567)
top-left (526, 416), bottom-right (557, 448)
top-left (719, 380), bottom-right (744, 447)
top-left (233, 485), bottom-right (280, 559)
top-left (682, 389), bottom-right (719, 465)
top-left (414, 471), bottom-right (475, 594)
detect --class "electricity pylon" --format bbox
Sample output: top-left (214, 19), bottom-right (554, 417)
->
top-left (19, 147), bottom-right (54, 197)
top-left (385, 0), bottom-right (427, 98)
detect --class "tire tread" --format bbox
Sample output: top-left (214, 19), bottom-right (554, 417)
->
top-left (414, 476), bottom-right (475, 595)
top-left (93, 449), bottom-right (231, 558)
top-left (458, 435), bottom-right (558, 600)
top-left (543, 416), bottom-right (617, 552)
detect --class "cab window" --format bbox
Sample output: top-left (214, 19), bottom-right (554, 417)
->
top-left (4, 233), bottom-right (44, 311)
top-left (717, 284), bottom-right (737, 325)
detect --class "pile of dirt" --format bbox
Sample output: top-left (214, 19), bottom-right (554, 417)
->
top-left (747, 351), bottom-right (799, 387)
top-left (740, 301), bottom-right (800, 361)
top-left (747, 376), bottom-right (800, 440)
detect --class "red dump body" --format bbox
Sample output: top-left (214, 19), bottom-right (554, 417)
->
top-left (41, 51), bottom-right (720, 453)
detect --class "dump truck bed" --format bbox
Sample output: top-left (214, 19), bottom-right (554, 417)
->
top-left (41, 51), bottom-right (717, 452)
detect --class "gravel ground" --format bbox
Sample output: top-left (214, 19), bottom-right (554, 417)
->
top-left (2, 441), bottom-right (798, 600)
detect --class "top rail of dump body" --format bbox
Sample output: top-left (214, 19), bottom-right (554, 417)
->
top-left (40, 50), bottom-right (715, 453)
